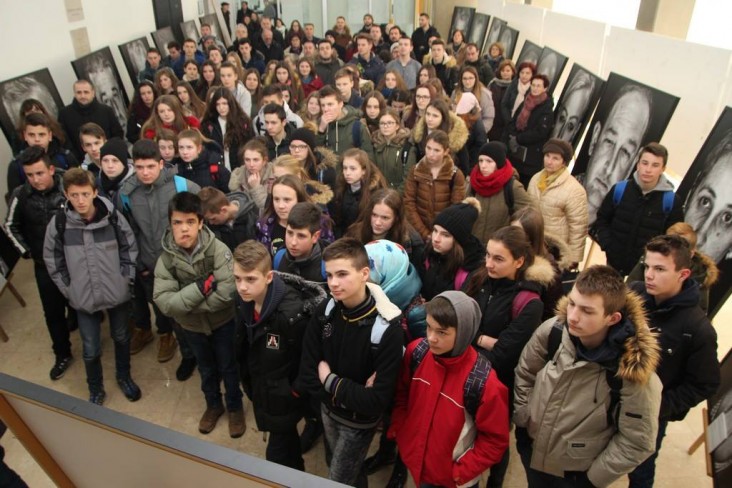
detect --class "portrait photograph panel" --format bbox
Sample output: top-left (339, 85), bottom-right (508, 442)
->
top-left (151, 27), bottom-right (177, 56)
top-left (467, 13), bottom-right (491, 52)
top-left (708, 349), bottom-right (732, 486)
top-left (71, 47), bottom-right (129, 134)
top-left (572, 72), bottom-right (680, 225)
top-left (448, 7), bottom-right (476, 42)
top-left (676, 106), bottom-right (732, 317)
top-left (118, 37), bottom-right (150, 87)
top-left (536, 46), bottom-right (569, 96)
top-left (0, 68), bottom-right (64, 148)
top-left (551, 64), bottom-right (605, 150)
top-left (516, 40), bottom-right (543, 67)
top-left (497, 25), bottom-right (520, 59)
top-left (199, 13), bottom-right (223, 42)
top-left (180, 20), bottom-right (200, 42)
top-left (484, 17), bottom-right (507, 54)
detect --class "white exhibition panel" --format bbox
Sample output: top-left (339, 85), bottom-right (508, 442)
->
top-left (498, 2), bottom-right (547, 55)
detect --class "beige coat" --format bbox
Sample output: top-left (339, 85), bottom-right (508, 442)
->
top-left (514, 292), bottom-right (662, 487)
top-left (528, 169), bottom-right (588, 264)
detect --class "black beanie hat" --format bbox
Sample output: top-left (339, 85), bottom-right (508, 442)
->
top-left (290, 127), bottom-right (317, 152)
top-left (100, 137), bottom-right (129, 165)
top-left (542, 138), bottom-right (573, 163)
top-left (478, 141), bottom-right (508, 168)
top-left (433, 198), bottom-right (481, 248)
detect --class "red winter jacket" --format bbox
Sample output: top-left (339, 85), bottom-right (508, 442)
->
top-left (388, 340), bottom-right (509, 487)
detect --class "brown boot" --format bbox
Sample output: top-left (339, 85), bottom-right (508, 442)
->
top-left (198, 404), bottom-right (225, 434)
top-left (157, 332), bottom-right (177, 363)
top-left (130, 328), bottom-right (153, 355)
top-left (228, 409), bottom-right (246, 438)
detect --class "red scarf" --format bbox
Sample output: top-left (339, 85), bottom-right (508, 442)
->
top-left (470, 160), bottom-right (515, 197)
top-left (516, 91), bottom-right (548, 131)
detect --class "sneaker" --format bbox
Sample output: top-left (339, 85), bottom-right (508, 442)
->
top-left (300, 417), bottom-right (323, 453)
top-left (130, 328), bottom-right (154, 355)
top-left (157, 332), bottom-right (177, 363)
top-left (89, 390), bottom-right (106, 406)
top-left (117, 376), bottom-right (142, 402)
top-left (50, 356), bottom-right (73, 381)
top-left (198, 405), bottom-right (225, 434)
top-left (228, 409), bottom-right (246, 438)
top-left (175, 357), bottom-right (197, 381)
top-left (364, 444), bottom-right (398, 474)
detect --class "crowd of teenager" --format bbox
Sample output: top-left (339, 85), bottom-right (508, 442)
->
top-left (1, 4), bottom-right (722, 488)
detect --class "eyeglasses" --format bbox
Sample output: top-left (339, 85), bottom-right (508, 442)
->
top-left (379, 121), bottom-right (396, 127)
top-left (415, 95), bottom-right (430, 100)
top-left (289, 144), bottom-right (309, 151)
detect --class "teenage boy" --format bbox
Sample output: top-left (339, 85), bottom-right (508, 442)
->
top-left (172, 39), bottom-right (205, 78)
top-left (199, 186), bottom-right (257, 250)
top-left (233, 240), bottom-right (326, 469)
top-left (388, 291), bottom-right (509, 487)
top-left (4, 146), bottom-right (73, 379)
top-left (627, 235), bottom-right (720, 487)
top-left (118, 140), bottom-right (199, 376)
top-left (317, 86), bottom-right (375, 161)
top-left (262, 104), bottom-right (292, 160)
top-left (79, 122), bottom-right (107, 176)
top-left (333, 68), bottom-right (363, 109)
top-left (429, 39), bottom-right (458, 96)
top-left (273, 202), bottom-right (327, 284)
top-left (295, 237), bottom-right (404, 487)
top-left (6, 112), bottom-right (78, 196)
top-left (252, 84), bottom-right (304, 136)
top-left (514, 265), bottom-right (663, 487)
top-left (385, 37), bottom-right (421, 90)
top-left (138, 47), bottom-right (163, 83)
top-left (154, 192), bottom-right (245, 437)
top-left (44, 168), bottom-right (141, 405)
top-left (235, 38), bottom-right (265, 74)
top-left (348, 34), bottom-right (386, 85)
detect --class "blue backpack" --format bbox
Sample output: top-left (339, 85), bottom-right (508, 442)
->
top-left (612, 180), bottom-right (674, 216)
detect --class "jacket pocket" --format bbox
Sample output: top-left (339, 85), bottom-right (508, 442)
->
top-left (564, 437), bottom-right (606, 459)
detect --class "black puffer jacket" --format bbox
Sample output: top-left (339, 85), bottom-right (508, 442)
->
top-left (418, 236), bottom-right (485, 301)
top-left (207, 191), bottom-right (258, 251)
top-left (58, 99), bottom-right (123, 159)
top-left (173, 144), bottom-right (230, 193)
top-left (504, 96), bottom-right (555, 184)
top-left (591, 175), bottom-right (684, 275)
top-left (629, 279), bottom-right (720, 421)
top-left (235, 272), bottom-right (326, 433)
top-left (4, 174), bottom-right (66, 266)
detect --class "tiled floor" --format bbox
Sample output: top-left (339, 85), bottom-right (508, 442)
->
top-left (0, 256), bottom-right (724, 487)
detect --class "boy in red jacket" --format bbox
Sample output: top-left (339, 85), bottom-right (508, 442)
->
top-left (388, 290), bottom-right (509, 487)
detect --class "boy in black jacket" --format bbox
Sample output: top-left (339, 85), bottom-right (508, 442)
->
top-left (295, 237), bottom-right (404, 487)
top-left (199, 186), bottom-right (257, 250)
top-left (233, 240), bottom-right (326, 470)
top-left (273, 202), bottom-right (327, 285)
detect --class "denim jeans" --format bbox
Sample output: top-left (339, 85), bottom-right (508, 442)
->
top-left (266, 425), bottom-right (305, 471)
top-left (182, 320), bottom-right (243, 411)
top-left (34, 263), bottom-right (71, 359)
top-left (321, 406), bottom-right (377, 488)
top-left (627, 419), bottom-right (668, 488)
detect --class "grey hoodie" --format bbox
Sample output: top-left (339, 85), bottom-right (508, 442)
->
top-left (434, 290), bottom-right (481, 357)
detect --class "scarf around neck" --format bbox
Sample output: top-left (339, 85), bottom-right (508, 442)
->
top-left (470, 160), bottom-right (515, 197)
top-left (537, 166), bottom-right (566, 193)
top-left (516, 91), bottom-right (548, 131)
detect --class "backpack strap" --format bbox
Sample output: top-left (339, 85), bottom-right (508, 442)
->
top-left (400, 141), bottom-right (412, 168)
top-left (662, 191), bottom-right (674, 216)
top-left (370, 315), bottom-right (390, 347)
top-left (545, 319), bottom-right (564, 362)
top-left (512, 290), bottom-right (540, 320)
top-left (54, 211), bottom-right (67, 245)
top-left (463, 354), bottom-right (492, 418)
top-left (173, 175), bottom-right (188, 193)
top-left (120, 192), bottom-right (131, 213)
top-left (352, 118), bottom-right (362, 148)
top-left (605, 371), bottom-right (623, 428)
top-left (321, 260), bottom-right (327, 281)
top-left (454, 268), bottom-right (470, 291)
top-left (409, 338), bottom-right (430, 374)
top-left (273, 247), bottom-right (286, 270)
top-left (504, 178), bottom-right (515, 215)
top-left (612, 180), bottom-right (628, 207)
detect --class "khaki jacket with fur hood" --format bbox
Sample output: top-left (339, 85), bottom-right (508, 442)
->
top-left (514, 291), bottom-right (662, 487)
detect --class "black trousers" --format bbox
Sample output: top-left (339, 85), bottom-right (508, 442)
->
top-left (34, 263), bottom-right (71, 359)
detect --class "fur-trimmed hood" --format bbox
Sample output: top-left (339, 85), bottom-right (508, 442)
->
top-left (314, 146), bottom-right (338, 174)
top-left (522, 255), bottom-right (558, 289)
top-left (423, 53), bottom-right (457, 69)
top-left (555, 290), bottom-right (660, 384)
top-left (411, 112), bottom-right (469, 154)
top-left (696, 252), bottom-right (719, 288)
top-left (544, 233), bottom-right (573, 272)
top-left (307, 179), bottom-right (334, 205)
top-left (274, 271), bottom-right (327, 314)
top-left (371, 126), bottom-right (410, 147)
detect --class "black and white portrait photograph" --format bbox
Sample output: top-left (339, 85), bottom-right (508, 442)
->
top-left (485, 17), bottom-right (506, 51)
top-left (71, 47), bottom-right (129, 133)
top-left (676, 107), bottom-right (732, 317)
top-left (0, 68), bottom-right (63, 147)
top-left (551, 64), bottom-right (605, 150)
top-left (180, 20), bottom-right (200, 41)
top-left (497, 25), bottom-right (519, 59)
top-left (151, 27), bottom-right (177, 56)
top-left (708, 349), bottom-right (732, 486)
top-left (572, 72), bottom-right (679, 225)
top-left (467, 13), bottom-right (490, 51)
top-left (199, 13), bottom-right (224, 42)
top-left (448, 7), bottom-right (475, 42)
top-left (118, 37), bottom-right (150, 88)
top-left (536, 46), bottom-right (568, 96)
top-left (516, 40), bottom-right (543, 67)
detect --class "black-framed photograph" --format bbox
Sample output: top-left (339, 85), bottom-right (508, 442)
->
top-left (71, 47), bottom-right (129, 134)
top-left (151, 27), bottom-right (177, 57)
top-left (0, 228), bottom-right (20, 279)
top-left (536, 46), bottom-right (569, 96)
top-left (516, 40), bottom-right (543, 67)
top-left (467, 13), bottom-right (491, 52)
top-left (118, 37), bottom-right (150, 87)
top-left (180, 20), bottom-right (200, 42)
top-left (676, 107), bottom-right (732, 318)
top-left (484, 17), bottom-right (507, 53)
top-left (708, 348), bottom-right (732, 486)
top-left (497, 25), bottom-right (519, 59)
top-left (448, 7), bottom-right (476, 42)
top-left (199, 13), bottom-right (224, 43)
top-left (0, 68), bottom-right (64, 147)
top-left (573, 72), bottom-right (679, 225)
top-left (551, 64), bottom-right (605, 150)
